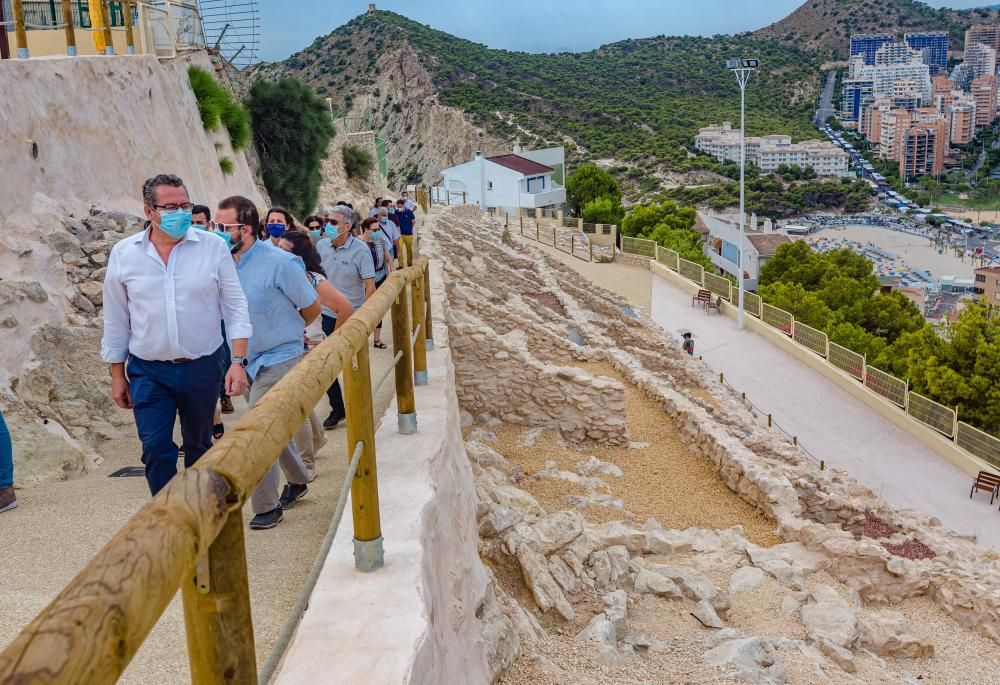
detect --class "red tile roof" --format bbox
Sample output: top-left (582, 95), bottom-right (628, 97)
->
top-left (487, 154), bottom-right (553, 175)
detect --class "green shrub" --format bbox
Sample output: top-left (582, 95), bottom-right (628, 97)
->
top-left (567, 164), bottom-right (621, 216)
top-left (582, 195), bottom-right (624, 224)
top-left (342, 144), bottom-right (374, 179)
top-left (248, 78), bottom-right (335, 218)
top-left (188, 66), bottom-right (251, 151)
top-left (219, 157), bottom-right (234, 175)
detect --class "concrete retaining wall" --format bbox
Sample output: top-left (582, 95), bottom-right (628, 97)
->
top-left (272, 259), bottom-right (502, 684)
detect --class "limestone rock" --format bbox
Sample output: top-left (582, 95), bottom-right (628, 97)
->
top-left (588, 550), bottom-right (613, 589)
top-left (592, 520), bottom-right (646, 553)
top-left (859, 610), bottom-right (934, 659)
top-left (468, 427), bottom-right (497, 443)
top-left (576, 455), bottom-right (624, 478)
top-left (491, 484), bottom-right (544, 518)
top-left (477, 579), bottom-right (520, 682)
top-left (79, 281), bottom-right (104, 306)
top-left (692, 599), bottom-right (726, 629)
top-left (523, 510), bottom-right (585, 555)
top-left (799, 586), bottom-right (859, 649)
top-left (548, 555), bottom-right (577, 593)
top-left (576, 614), bottom-right (616, 647)
top-left (729, 566), bottom-right (766, 594)
top-left (515, 542), bottom-right (575, 621)
top-left (633, 569), bottom-right (683, 598)
top-left (649, 565), bottom-right (730, 616)
top-left (703, 637), bottom-right (787, 684)
top-left (602, 589), bottom-right (629, 642)
top-left (478, 503), bottom-right (523, 537)
top-left (646, 528), bottom-right (694, 555)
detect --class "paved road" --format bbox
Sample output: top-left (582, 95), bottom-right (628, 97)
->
top-left (649, 273), bottom-right (1000, 552)
top-left (815, 70), bottom-right (836, 126)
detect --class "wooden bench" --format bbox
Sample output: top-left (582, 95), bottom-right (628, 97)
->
top-left (692, 289), bottom-right (711, 308)
top-left (706, 295), bottom-right (723, 315)
top-left (970, 470), bottom-right (1000, 505)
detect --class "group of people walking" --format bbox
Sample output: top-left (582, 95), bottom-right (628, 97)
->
top-left (0, 174), bottom-right (415, 526)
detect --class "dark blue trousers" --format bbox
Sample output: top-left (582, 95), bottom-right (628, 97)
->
top-left (127, 347), bottom-right (225, 495)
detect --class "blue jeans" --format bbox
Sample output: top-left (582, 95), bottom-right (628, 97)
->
top-left (127, 347), bottom-right (225, 495)
top-left (0, 410), bottom-right (12, 489)
top-left (220, 321), bottom-right (232, 399)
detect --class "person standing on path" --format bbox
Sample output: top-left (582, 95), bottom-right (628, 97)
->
top-left (0, 409), bottom-right (16, 513)
top-left (682, 332), bottom-right (695, 356)
top-left (395, 198), bottom-right (416, 266)
top-left (359, 217), bottom-right (395, 349)
top-left (219, 195), bottom-right (322, 529)
top-left (101, 174), bottom-right (251, 495)
top-left (316, 206), bottom-right (376, 430)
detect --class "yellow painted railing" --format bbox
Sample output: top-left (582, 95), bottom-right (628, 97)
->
top-left (0, 255), bottom-right (434, 684)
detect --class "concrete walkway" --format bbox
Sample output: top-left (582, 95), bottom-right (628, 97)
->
top-left (650, 274), bottom-right (1000, 551)
top-left (0, 340), bottom-right (399, 684)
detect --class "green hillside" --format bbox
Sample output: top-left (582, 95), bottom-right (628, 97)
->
top-left (269, 10), bottom-right (821, 174)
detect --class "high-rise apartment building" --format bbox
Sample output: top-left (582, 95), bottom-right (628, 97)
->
top-left (900, 121), bottom-right (946, 180)
top-left (965, 42), bottom-right (997, 80)
top-left (948, 95), bottom-right (977, 144)
top-left (842, 78), bottom-right (874, 120)
top-left (971, 75), bottom-right (998, 127)
top-left (878, 109), bottom-right (913, 161)
top-left (905, 31), bottom-right (949, 75)
top-left (965, 25), bottom-right (1000, 53)
top-left (851, 34), bottom-right (895, 65)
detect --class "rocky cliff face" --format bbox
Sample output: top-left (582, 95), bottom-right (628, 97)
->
top-left (0, 52), bottom-right (262, 485)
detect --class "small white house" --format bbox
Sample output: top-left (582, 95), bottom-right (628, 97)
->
top-left (437, 147), bottom-right (566, 210)
top-left (701, 211), bottom-right (791, 291)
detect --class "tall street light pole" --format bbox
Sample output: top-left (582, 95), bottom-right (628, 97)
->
top-left (726, 58), bottom-right (758, 331)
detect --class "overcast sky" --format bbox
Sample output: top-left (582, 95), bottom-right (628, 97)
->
top-left (258, 1), bottom-right (996, 62)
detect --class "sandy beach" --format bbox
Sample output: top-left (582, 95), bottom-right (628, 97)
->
top-left (807, 224), bottom-right (975, 283)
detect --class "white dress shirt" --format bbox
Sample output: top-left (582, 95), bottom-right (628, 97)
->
top-left (101, 225), bottom-right (252, 363)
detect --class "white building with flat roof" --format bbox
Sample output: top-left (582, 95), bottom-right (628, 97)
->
top-left (694, 124), bottom-right (848, 176)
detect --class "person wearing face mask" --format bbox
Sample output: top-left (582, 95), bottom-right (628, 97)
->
top-left (315, 206), bottom-right (376, 429)
top-left (303, 215), bottom-right (324, 242)
top-left (219, 195), bottom-right (322, 529)
top-left (376, 206), bottom-right (401, 263)
top-left (395, 198), bottom-right (416, 266)
top-left (264, 207), bottom-right (296, 245)
top-left (101, 174), bottom-right (251, 496)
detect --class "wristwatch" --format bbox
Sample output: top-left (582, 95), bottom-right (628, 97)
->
top-left (232, 356), bottom-right (248, 368)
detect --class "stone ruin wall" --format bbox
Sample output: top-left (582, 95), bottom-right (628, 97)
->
top-left (430, 206), bottom-right (1000, 652)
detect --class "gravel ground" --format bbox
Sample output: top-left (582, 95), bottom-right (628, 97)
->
top-left (487, 360), bottom-right (781, 547)
top-left (0, 339), bottom-right (398, 684)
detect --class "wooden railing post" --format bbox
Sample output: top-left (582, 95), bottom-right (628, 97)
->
top-left (412, 271), bottom-right (428, 386)
top-left (123, 0), bottom-right (136, 54)
top-left (344, 344), bottom-right (383, 572)
top-left (423, 260), bottom-right (435, 351)
top-left (181, 505), bottom-right (257, 685)
top-left (60, 0), bottom-right (77, 55)
top-left (589, 239), bottom-right (594, 262)
top-left (391, 284), bottom-right (417, 434)
top-left (11, 0), bottom-right (28, 58)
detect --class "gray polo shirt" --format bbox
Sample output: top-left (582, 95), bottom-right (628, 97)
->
top-left (316, 234), bottom-right (376, 315)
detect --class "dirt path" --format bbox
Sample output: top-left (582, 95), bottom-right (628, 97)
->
top-left (0, 342), bottom-right (398, 683)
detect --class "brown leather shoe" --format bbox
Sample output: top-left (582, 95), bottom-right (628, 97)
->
top-left (0, 487), bottom-right (17, 514)
top-left (220, 396), bottom-right (235, 414)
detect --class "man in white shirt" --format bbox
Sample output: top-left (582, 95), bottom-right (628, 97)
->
top-left (101, 174), bottom-right (252, 495)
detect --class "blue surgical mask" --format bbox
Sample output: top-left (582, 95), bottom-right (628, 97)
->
top-left (309, 229), bottom-right (322, 239)
top-left (157, 211), bottom-right (192, 239)
top-left (267, 223), bottom-right (286, 238)
top-left (388, 208), bottom-right (395, 214)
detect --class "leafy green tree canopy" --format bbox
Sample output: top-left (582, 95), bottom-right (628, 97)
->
top-left (566, 164), bottom-right (621, 216)
top-left (248, 78), bottom-right (335, 218)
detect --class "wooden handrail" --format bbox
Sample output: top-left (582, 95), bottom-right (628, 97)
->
top-left (0, 256), bottom-right (431, 685)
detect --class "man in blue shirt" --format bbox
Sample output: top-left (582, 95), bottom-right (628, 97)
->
top-left (395, 198), bottom-right (416, 266)
top-left (218, 195), bottom-right (322, 530)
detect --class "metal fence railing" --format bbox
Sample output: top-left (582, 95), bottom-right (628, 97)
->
top-left (828, 342), bottom-right (865, 381)
top-left (621, 235), bottom-right (656, 258)
top-left (761, 303), bottom-right (793, 337)
top-left (742, 291), bottom-right (762, 318)
top-left (703, 272), bottom-right (732, 300)
top-left (0, 256), bottom-right (437, 683)
top-left (957, 422), bottom-right (1000, 469)
top-left (792, 321), bottom-right (828, 358)
top-left (629, 235), bottom-right (1000, 474)
top-left (678, 258), bottom-right (704, 286)
top-left (864, 366), bottom-right (907, 408)
top-left (907, 392), bottom-right (957, 438)
top-left (655, 245), bottom-right (679, 271)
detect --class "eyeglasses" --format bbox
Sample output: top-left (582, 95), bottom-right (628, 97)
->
top-left (216, 223), bottom-right (245, 231)
top-left (150, 203), bottom-right (195, 214)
